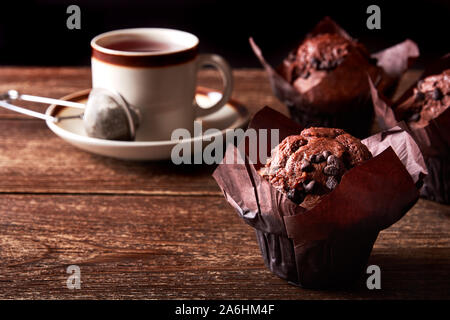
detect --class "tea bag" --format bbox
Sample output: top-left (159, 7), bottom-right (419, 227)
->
top-left (83, 88), bottom-right (140, 141)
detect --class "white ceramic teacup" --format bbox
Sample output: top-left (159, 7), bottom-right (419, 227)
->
top-left (91, 28), bottom-right (233, 141)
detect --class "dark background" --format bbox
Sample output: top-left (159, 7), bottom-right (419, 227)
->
top-left (0, 0), bottom-right (449, 68)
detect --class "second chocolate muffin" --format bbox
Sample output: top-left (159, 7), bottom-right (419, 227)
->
top-left (371, 64), bottom-right (450, 204)
top-left (251, 17), bottom-right (419, 139)
top-left (396, 69), bottom-right (449, 129)
top-left (259, 127), bottom-right (372, 209)
top-left (279, 33), bottom-right (382, 111)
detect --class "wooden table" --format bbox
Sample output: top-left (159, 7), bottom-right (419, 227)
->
top-left (0, 67), bottom-right (448, 300)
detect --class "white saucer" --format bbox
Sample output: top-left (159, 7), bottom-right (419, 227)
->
top-left (45, 88), bottom-right (250, 161)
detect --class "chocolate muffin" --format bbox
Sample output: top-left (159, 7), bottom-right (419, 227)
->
top-left (280, 33), bottom-right (381, 108)
top-left (259, 127), bottom-right (372, 209)
top-left (371, 64), bottom-right (450, 204)
top-left (215, 107), bottom-right (424, 288)
top-left (251, 17), bottom-right (419, 139)
top-left (396, 69), bottom-right (449, 129)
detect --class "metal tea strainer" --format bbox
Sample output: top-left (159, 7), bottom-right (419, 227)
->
top-left (0, 88), bottom-right (140, 141)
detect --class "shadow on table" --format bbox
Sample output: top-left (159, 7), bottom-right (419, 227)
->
top-left (304, 247), bottom-right (450, 299)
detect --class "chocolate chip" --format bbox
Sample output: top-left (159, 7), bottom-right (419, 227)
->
top-left (408, 113), bottom-right (421, 122)
top-left (327, 155), bottom-right (339, 167)
top-left (310, 153), bottom-right (325, 163)
top-left (300, 160), bottom-right (313, 172)
top-left (323, 165), bottom-right (339, 176)
top-left (287, 188), bottom-right (304, 205)
top-left (326, 176), bottom-right (339, 190)
top-left (290, 139), bottom-right (304, 153)
top-left (432, 88), bottom-right (443, 100)
top-left (318, 61), bottom-right (327, 70)
top-left (310, 57), bottom-right (320, 69)
top-left (417, 80), bottom-right (424, 89)
top-left (319, 60), bottom-right (334, 70)
top-left (415, 91), bottom-right (425, 102)
top-left (322, 150), bottom-right (331, 159)
top-left (303, 180), bottom-right (316, 193)
top-left (302, 71), bottom-right (310, 79)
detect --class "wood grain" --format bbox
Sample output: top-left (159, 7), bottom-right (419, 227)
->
top-left (0, 67), bottom-right (447, 300)
top-left (0, 194), bottom-right (448, 299)
top-left (0, 119), bottom-right (220, 195)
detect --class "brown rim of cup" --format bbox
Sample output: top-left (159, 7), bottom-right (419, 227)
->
top-left (91, 28), bottom-right (199, 68)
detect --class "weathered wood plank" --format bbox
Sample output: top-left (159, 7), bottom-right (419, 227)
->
top-left (0, 67), bottom-right (447, 300)
top-left (0, 119), bottom-right (221, 194)
top-left (0, 195), bottom-right (448, 299)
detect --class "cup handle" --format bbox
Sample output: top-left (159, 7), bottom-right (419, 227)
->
top-left (194, 54), bottom-right (233, 118)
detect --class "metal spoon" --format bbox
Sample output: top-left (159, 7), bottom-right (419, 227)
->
top-left (0, 99), bottom-right (82, 122)
top-left (5, 90), bottom-right (86, 109)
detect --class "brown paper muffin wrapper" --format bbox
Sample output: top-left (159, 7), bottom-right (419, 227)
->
top-left (213, 107), bottom-right (426, 288)
top-left (250, 17), bottom-right (419, 138)
top-left (370, 54), bottom-right (450, 204)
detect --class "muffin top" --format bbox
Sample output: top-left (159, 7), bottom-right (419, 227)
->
top-left (293, 34), bottom-right (352, 78)
top-left (277, 32), bottom-right (382, 112)
top-left (398, 69), bottom-right (449, 129)
top-left (282, 33), bottom-right (373, 88)
top-left (259, 127), bottom-right (372, 209)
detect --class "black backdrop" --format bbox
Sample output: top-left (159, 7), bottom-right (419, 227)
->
top-left (0, 0), bottom-right (449, 67)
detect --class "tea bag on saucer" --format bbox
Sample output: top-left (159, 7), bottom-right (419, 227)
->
top-left (84, 88), bottom-right (140, 141)
top-left (0, 88), bottom-right (140, 141)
